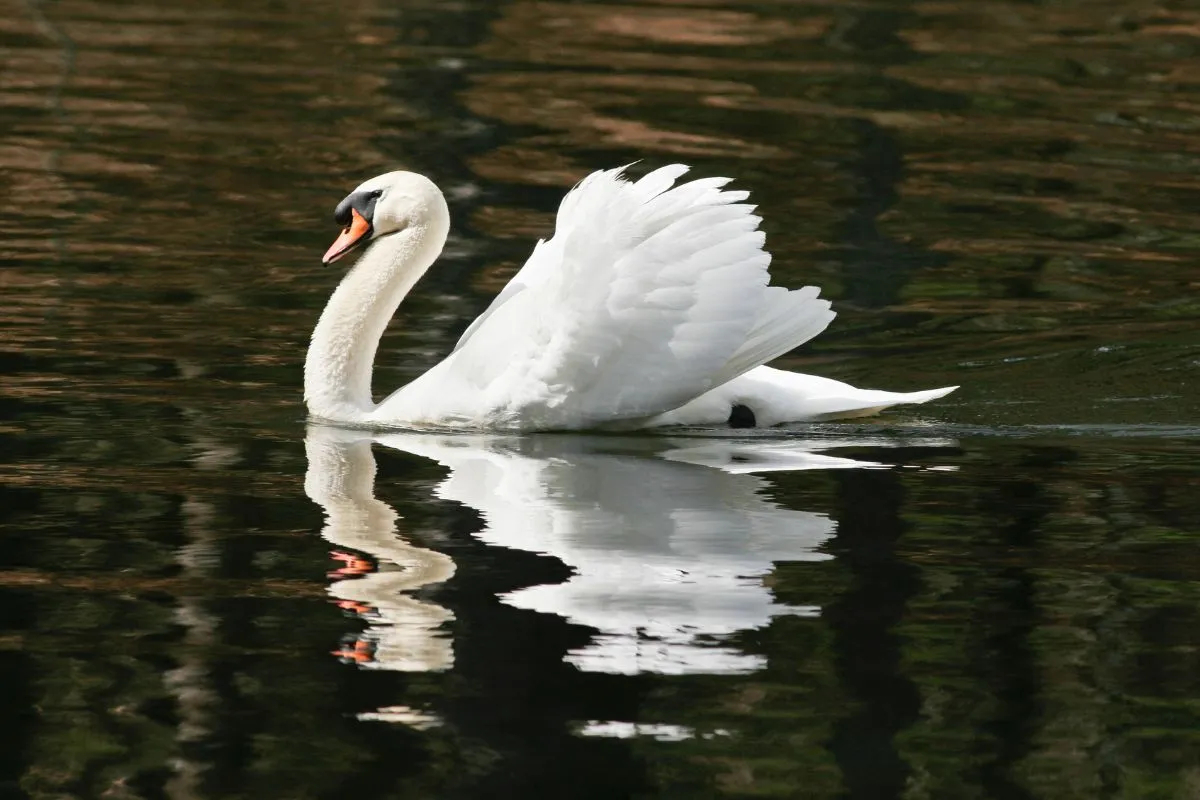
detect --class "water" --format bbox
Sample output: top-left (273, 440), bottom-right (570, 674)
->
top-left (2, 0), bottom-right (1199, 796)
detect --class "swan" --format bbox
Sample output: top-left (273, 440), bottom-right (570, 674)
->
top-left (305, 164), bottom-right (957, 430)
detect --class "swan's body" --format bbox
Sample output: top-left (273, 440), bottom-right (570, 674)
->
top-left (305, 164), bottom-right (956, 430)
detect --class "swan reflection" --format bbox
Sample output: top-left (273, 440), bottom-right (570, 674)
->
top-left (306, 426), bottom-right (949, 678)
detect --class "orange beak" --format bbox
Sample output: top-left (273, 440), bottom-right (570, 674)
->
top-left (323, 207), bottom-right (372, 264)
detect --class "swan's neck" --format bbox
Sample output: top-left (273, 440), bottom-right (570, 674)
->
top-left (305, 210), bottom-right (449, 422)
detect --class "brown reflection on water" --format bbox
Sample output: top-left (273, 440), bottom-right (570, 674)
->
top-left (463, 0), bottom-right (826, 188)
top-left (0, 0), bottom-right (420, 435)
top-left (480, 2), bottom-right (834, 70)
top-left (1, 0), bottom-right (400, 254)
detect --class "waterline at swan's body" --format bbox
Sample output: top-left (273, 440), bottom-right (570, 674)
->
top-left (304, 164), bottom-right (956, 431)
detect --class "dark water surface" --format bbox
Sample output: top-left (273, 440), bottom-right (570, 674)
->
top-left (3, 0), bottom-right (1199, 797)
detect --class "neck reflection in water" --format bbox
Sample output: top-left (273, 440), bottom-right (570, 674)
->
top-left (304, 428), bottom-right (456, 674)
top-left (304, 426), bottom-right (952, 680)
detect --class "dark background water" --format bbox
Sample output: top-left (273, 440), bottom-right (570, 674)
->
top-left (2, 0), bottom-right (1199, 797)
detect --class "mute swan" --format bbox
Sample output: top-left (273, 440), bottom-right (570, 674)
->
top-left (305, 164), bottom-right (956, 430)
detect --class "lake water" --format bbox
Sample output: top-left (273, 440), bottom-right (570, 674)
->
top-left (2, 0), bottom-right (1199, 797)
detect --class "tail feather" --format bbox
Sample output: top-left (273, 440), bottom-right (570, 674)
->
top-left (646, 367), bottom-right (958, 428)
top-left (795, 382), bottom-right (959, 419)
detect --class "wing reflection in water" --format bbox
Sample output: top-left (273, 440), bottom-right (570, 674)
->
top-left (307, 426), bottom-right (951, 679)
top-left (389, 433), bottom-right (876, 676)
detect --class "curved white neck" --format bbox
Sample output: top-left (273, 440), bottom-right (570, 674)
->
top-left (304, 207), bottom-right (449, 422)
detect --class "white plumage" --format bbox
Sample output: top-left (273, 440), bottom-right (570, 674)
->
top-left (304, 164), bottom-right (956, 430)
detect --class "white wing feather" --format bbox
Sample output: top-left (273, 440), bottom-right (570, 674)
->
top-left (379, 165), bottom-right (837, 429)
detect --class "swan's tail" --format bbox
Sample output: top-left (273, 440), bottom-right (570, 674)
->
top-left (647, 366), bottom-right (958, 427)
top-left (804, 382), bottom-right (959, 419)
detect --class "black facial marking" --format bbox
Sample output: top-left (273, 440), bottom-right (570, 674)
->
top-left (728, 404), bottom-right (756, 428)
top-left (333, 188), bottom-right (383, 227)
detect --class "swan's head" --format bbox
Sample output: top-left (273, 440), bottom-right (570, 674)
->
top-left (322, 171), bottom-right (446, 265)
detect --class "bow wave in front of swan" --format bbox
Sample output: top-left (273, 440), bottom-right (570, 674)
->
top-left (304, 164), bottom-right (956, 431)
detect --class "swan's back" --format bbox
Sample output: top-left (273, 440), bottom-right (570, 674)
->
top-left (377, 164), bottom-right (835, 430)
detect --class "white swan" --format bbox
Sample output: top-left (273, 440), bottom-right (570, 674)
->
top-left (305, 164), bottom-right (957, 430)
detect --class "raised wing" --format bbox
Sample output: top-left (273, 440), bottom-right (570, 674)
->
top-left (451, 237), bottom-right (557, 353)
top-left (383, 164), bottom-right (833, 430)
